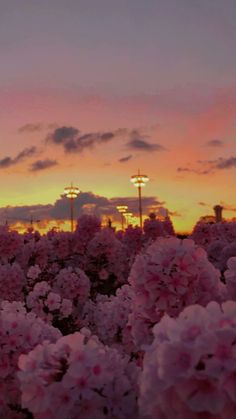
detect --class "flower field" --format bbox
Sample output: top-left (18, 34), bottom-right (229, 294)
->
top-left (1, 215), bottom-right (236, 418)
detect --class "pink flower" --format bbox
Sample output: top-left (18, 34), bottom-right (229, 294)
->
top-left (139, 301), bottom-right (236, 418)
top-left (18, 330), bottom-right (139, 418)
top-left (128, 237), bottom-right (221, 347)
top-left (45, 292), bottom-right (61, 310)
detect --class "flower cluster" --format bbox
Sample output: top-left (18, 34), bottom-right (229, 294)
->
top-left (0, 301), bottom-right (60, 416)
top-left (0, 262), bottom-right (26, 302)
top-left (53, 266), bottom-right (90, 308)
top-left (26, 281), bottom-right (73, 323)
top-left (191, 221), bottom-right (236, 250)
top-left (0, 220), bottom-right (234, 416)
top-left (0, 226), bottom-right (23, 263)
top-left (224, 257), bottom-right (236, 300)
top-left (82, 285), bottom-right (135, 353)
top-left (120, 225), bottom-right (143, 268)
top-left (73, 214), bottom-right (101, 257)
top-left (128, 237), bottom-right (222, 346)
top-left (18, 329), bottom-right (139, 419)
top-left (86, 228), bottom-right (128, 295)
top-left (139, 301), bottom-right (236, 419)
top-left (143, 216), bottom-right (166, 242)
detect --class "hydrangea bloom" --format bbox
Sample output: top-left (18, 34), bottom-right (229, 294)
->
top-left (207, 239), bottom-right (228, 271)
top-left (139, 301), bottom-right (236, 419)
top-left (82, 285), bottom-right (135, 353)
top-left (73, 214), bottom-right (101, 258)
top-left (18, 329), bottom-right (139, 419)
top-left (0, 226), bottom-right (23, 263)
top-left (128, 237), bottom-right (222, 346)
top-left (224, 257), bottom-right (236, 299)
top-left (191, 221), bottom-right (236, 250)
top-left (219, 242), bottom-right (236, 273)
top-left (26, 281), bottom-right (73, 325)
top-left (47, 230), bottom-right (73, 261)
top-left (27, 236), bottom-right (52, 269)
top-left (162, 216), bottom-right (175, 236)
top-left (0, 262), bottom-right (26, 302)
top-left (143, 216), bottom-right (166, 242)
top-left (53, 267), bottom-right (90, 306)
top-left (121, 225), bottom-right (143, 268)
top-left (0, 301), bottom-right (61, 416)
top-left (86, 228), bottom-right (128, 295)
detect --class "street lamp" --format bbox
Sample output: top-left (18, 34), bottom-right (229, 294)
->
top-left (116, 205), bottom-right (128, 230)
top-left (64, 183), bottom-right (80, 232)
top-left (123, 211), bottom-right (134, 226)
top-left (130, 170), bottom-right (149, 229)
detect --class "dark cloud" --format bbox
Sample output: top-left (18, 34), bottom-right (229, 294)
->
top-left (0, 157), bottom-right (12, 169)
top-left (215, 157), bottom-right (236, 169)
top-left (30, 159), bottom-right (58, 172)
top-left (51, 192), bottom-right (110, 220)
top-left (0, 191), bottom-right (166, 226)
top-left (49, 126), bottom-right (79, 145)
top-left (100, 132), bottom-right (115, 141)
top-left (18, 124), bottom-right (42, 133)
top-left (127, 138), bottom-right (165, 152)
top-left (126, 129), bottom-right (166, 152)
top-left (177, 167), bottom-right (210, 175)
top-left (119, 155), bottom-right (133, 163)
top-left (16, 147), bottom-right (37, 162)
top-left (47, 126), bottom-right (118, 153)
top-left (177, 167), bottom-right (191, 173)
top-left (0, 204), bottom-right (52, 225)
top-left (219, 201), bottom-right (236, 212)
top-left (177, 156), bottom-right (236, 176)
top-left (0, 147), bottom-right (38, 169)
top-left (198, 201), bottom-right (208, 207)
top-left (206, 139), bottom-right (224, 147)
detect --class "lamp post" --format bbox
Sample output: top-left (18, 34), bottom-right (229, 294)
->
top-left (64, 183), bottom-right (80, 232)
top-left (116, 205), bottom-right (128, 230)
top-left (130, 170), bottom-right (149, 229)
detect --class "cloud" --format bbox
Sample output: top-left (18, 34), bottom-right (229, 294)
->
top-left (119, 155), bottom-right (133, 163)
top-left (49, 126), bottom-right (79, 145)
top-left (177, 156), bottom-right (236, 176)
top-left (0, 204), bottom-right (52, 225)
top-left (0, 147), bottom-right (38, 169)
top-left (168, 210), bottom-right (182, 217)
top-left (47, 126), bottom-right (119, 153)
top-left (0, 191), bottom-right (167, 227)
top-left (127, 138), bottom-right (165, 152)
top-left (198, 201), bottom-right (208, 207)
top-left (206, 139), bottom-right (224, 147)
top-left (177, 167), bottom-right (191, 173)
top-left (47, 125), bottom-right (164, 155)
top-left (215, 157), bottom-right (236, 169)
top-left (177, 167), bottom-right (210, 175)
top-left (30, 159), bottom-right (58, 172)
top-left (219, 201), bottom-right (236, 212)
top-left (126, 130), bottom-right (165, 152)
top-left (18, 124), bottom-right (42, 133)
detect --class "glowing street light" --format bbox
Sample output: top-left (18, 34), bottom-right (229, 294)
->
top-left (123, 211), bottom-right (134, 226)
top-left (116, 205), bottom-right (128, 230)
top-left (64, 183), bottom-right (80, 232)
top-left (130, 170), bottom-right (149, 229)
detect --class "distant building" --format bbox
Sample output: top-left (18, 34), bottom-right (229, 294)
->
top-left (213, 205), bottom-right (223, 223)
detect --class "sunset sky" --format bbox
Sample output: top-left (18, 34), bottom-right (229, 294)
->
top-left (0, 0), bottom-right (236, 232)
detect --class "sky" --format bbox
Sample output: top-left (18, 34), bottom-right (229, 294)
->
top-left (0, 0), bottom-right (236, 232)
